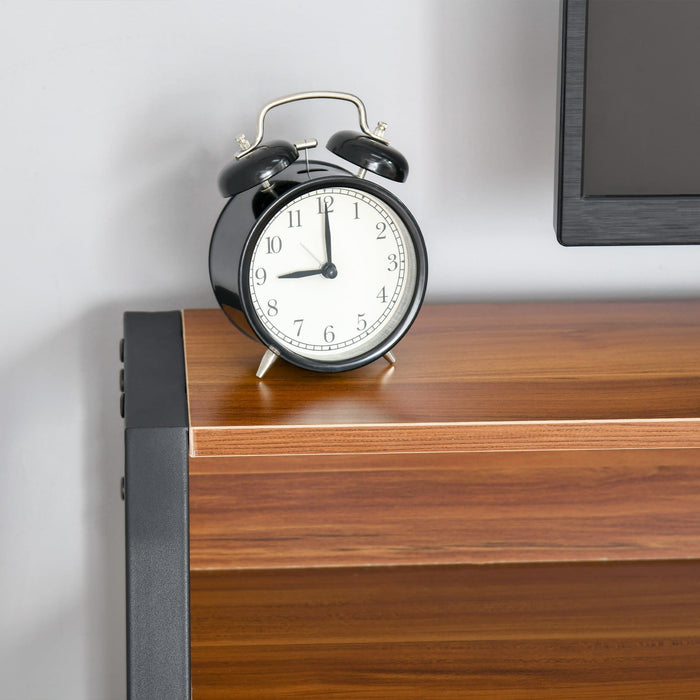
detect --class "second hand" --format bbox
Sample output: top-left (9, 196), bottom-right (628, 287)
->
top-left (300, 242), bottom-right (323, 266)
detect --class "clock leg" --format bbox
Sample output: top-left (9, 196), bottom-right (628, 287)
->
top-left (256, 348), bottom-right (280, 379)
top-left (383, 351), bottom-right (396, 365)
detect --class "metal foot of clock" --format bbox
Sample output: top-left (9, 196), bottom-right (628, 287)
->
top-left (256, 347), bottom-right (280, 379)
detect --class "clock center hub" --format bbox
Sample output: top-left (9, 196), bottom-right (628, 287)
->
top-left (321, 262), bottom-right (338, 279)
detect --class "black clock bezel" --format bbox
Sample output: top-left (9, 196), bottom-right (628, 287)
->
top-left (238, 175), bottom-right (428, 373)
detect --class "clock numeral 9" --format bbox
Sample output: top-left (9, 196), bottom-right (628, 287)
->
top-left (387, 254), bottom-right (398, 272)
top-left (267, 299), bottom-right (278, 316)
top-left (323, 325), bottom-right (335, 343)
top-left (265, 235), bottom-right (282, 254)
top-left (254, 268), bottom-right (267, 285)
top-left (356, 313), bottom-right (367, 332)
top-left (376, 222), bottom-right (387, 239)
top-left (317, 195), bottom-right (334, 214)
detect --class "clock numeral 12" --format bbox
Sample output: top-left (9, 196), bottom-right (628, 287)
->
top-left (317, 195), bottom-right (334, 214)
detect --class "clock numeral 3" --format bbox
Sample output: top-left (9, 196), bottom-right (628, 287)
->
top-left (387, 254), bottom-right (398, 271)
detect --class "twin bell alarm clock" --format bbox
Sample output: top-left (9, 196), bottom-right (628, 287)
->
top-left (209, 91), bottom-right (428, 378)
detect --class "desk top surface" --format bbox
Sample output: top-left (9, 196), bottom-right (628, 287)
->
top-left (183, 301), bottom-right (700, 456)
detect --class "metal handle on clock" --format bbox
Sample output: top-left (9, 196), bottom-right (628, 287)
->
top-left (236, 91), bottom-right (389, 159)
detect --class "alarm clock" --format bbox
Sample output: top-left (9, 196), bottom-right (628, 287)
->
top-left (209, 91), bottom-right (428, 378)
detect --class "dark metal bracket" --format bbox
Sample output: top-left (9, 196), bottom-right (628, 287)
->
top-left (122, 311), bottom-right (190, 700)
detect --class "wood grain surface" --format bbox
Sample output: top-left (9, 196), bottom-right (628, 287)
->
top-left (185, 302), bottom-right (700, 697)
top-left (182, 302), bottom-right (700, 456)
top-left (189, 448), bottom-right (700, 570)
top-left (190, 560), bottom-right (700, 699)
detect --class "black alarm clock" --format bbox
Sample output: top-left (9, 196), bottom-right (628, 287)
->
top-left (209, 91), bottom-right (428, 378)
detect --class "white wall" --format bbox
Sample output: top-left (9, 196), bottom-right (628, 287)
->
top-left (1, 1), bottom-right (698, 698)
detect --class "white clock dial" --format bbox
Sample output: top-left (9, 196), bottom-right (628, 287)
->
top-left (247, 185), bottom-right (418, 362)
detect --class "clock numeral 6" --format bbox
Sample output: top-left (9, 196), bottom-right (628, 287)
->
top-left (356, 313), bottom-right (367, 331)
top-left (254, 268), bottom-right (267, 285)
top-left (265, 235), bottom-right (282, 254)
top-left (324, 325), bottom-right (335, 343)
top-left (267, 299), bottom-right (279, 316)
top-left (387, 254), bottom-right (398, 271)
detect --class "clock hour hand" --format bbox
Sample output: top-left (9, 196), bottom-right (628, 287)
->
top-left (279, 261), bottom-right (338, 280)
top-left (278, 268), bottom-right (324, 279)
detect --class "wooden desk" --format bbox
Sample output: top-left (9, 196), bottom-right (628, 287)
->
top-left (124, 302), bottom-right (700, 698)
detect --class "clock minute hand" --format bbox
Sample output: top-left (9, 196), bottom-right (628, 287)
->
top-left (278, 268), bottom-right (324, 279)
top-left (324, 206), bottom-right (333, 264)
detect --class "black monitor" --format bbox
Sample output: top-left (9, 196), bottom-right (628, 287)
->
top-left (555, 0), bottom-right (700, 246)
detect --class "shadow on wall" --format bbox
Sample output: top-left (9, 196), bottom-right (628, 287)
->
top-left (82, 304), bottom-right (130, 700)
top-left (102, 91), bottom-right (228, 302)
top-left (0, 317), bottom-right (95, 698)
top-left (0, 310), bottom-right (130, 699)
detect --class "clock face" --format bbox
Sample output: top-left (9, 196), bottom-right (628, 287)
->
top-left (244, 182), bottom-right (422, 366)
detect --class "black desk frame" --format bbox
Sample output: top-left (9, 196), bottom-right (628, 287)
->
top-left (122, 312), bottom-right (191, 700)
